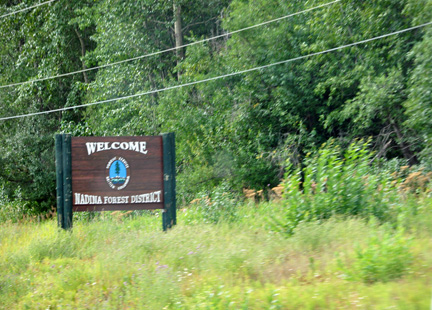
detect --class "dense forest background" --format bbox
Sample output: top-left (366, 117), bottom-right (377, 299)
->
top-left (0, 0), bottom-right (431, 213)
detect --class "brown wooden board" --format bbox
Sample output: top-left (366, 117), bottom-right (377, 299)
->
top-left (71, 136), bottom-right (164, 211)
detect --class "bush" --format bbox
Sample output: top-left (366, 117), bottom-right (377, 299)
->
top-left (182, 182), bottom-right (239, 224)
top-left (0, 186), bottom-right (31, 223)
top-left (338, 225), bottom-right (413, 283)
top-left (273, 140), bottom-right (403, 235)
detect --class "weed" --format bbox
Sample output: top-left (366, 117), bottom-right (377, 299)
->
top-left (274, 140), bottom-right (409, 235)
top-left (0, 204), bottom-right (431, 309)
top-left (183, 182), bottom-right (239, 224)
top-left (338, 225), bottom-right (413, 283)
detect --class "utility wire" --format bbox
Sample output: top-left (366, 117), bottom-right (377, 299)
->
top-left (1, 20), bottom-right (431, 122)
top-left (0, 0), bottom-right (341, 89)
top-left (0, 0), bottom-right (56, 19)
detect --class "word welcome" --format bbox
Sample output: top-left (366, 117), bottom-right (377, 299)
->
top-left (86, 141), bottom-right (148, 156)
top-left (74, 190), bottom-right (162, 205)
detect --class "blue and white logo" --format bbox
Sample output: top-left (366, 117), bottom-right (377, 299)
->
top-left (106, 157), bottom-right (130, 190)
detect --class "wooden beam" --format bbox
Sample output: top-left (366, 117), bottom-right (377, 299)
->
top-left (162, 132), bottom-right (176, 231)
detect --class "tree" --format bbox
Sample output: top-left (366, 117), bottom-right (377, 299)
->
top-left (115, 161), bottom-right (121, 176)
top-left (0, 0), bottom-right (94, 211)
top-left (403, 0), bottom-right (432, 165)
top-left (1, 0), bottom-right (431, 210)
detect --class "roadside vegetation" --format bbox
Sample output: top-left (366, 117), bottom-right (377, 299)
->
top-left (1, 143), bottom-right (431, 309)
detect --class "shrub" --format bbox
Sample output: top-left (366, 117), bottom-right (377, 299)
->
top-left (0, 185), bottom-right (36, 223)
top-left (183, 182), bottom-right (239, 224)
top-left (274, 140), bottom-right (402, 235)
top-left (338, 226), bottom-right (413, 283)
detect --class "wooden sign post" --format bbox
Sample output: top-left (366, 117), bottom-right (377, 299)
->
top-left (55, 133), bottom-right (176, 231)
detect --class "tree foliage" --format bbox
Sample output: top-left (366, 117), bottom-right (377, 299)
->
top-left (0, 0), bottom-right (431, 210)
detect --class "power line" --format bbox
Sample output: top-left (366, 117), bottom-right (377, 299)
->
top-left (0, 0), bottom-right (341, 89)
top-left (0, 20), bottom-right (431, 122)
top-left (0, 0), bottom-right (56, 19)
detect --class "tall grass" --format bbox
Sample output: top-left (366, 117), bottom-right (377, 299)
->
top-left (0, 196), bottom-right (431, 309)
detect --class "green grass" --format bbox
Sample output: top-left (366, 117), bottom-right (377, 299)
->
top-left (1, 197), bottom-right (431, 309)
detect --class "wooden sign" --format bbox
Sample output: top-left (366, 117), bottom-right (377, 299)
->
top-left (55, 133), bottom-right (176, 230)
top-left (71, 136), bottom-right (164, 211)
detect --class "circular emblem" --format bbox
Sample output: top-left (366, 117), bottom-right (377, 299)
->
top-left (106, 157), bottom-right (130, 190)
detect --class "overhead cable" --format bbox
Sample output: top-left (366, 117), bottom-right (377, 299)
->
top-left (0, 0), bottom-right (56, 19)
top-left (1, 20), bottom-right (431, 122)
top-left (0, 0), bottom-right (341, 89)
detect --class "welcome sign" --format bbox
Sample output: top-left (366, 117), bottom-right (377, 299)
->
top-left (55, 133), bottom-right (176, 230)
top-left (71, 136), bottom-right (164, 211)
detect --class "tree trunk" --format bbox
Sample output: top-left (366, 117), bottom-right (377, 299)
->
top-left (173, 2), bottom-right (184, 79)
top-left (74, 28), bottom-right (89, 84)
top-left (389, 117), bottom-right (419, 165)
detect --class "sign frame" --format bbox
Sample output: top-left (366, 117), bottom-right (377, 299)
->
top-left (55, 133), bottom-right (176, 231)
